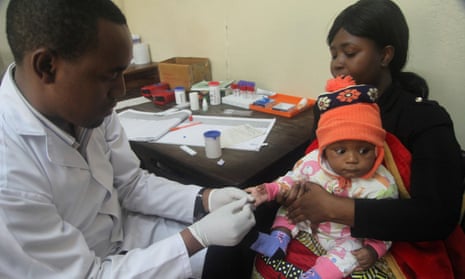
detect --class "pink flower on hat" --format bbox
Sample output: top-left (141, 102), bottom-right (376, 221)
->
top-left (336, 89), bottom-right (361, 103)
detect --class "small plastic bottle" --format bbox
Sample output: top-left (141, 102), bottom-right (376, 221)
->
top-left (131, 34), bottom-right (150, 65)
top-left (231, 83), bottom-right (240, 97)
top-left (130, 34), bottom-right (141, 64)
top-left (208, 81), bottom-right (221, 105)
top-left (239, 84), bottom-right (248, 98)
top-left (202, 96), bottom-right (209, 111)
top-left (203, 130), bottom-right (222, 159)
top-left (247, 82), bottom-right (256, 99)
top-left (174, 86), bottom-right (186, 105)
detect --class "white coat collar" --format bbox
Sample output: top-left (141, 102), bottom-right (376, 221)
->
top-left (0, 64), bottom-right (48, 137)
top-left (0, 64), bottom-right (88, 169)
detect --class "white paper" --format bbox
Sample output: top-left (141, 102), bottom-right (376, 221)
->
top-left (221, 124), bottom-right (264, 148)
top-left (115, 96), bottom-right (151, 110)
top-left (156, 115), bottom-right (275, 151)
top-left (118, 109), bottom-right (190, 141)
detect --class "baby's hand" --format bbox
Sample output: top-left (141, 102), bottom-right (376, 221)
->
top-left (245, 184), bottom-right (268, 207)
top-left (352, 245), bottom-right (378, 271)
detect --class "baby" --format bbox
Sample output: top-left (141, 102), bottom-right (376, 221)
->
top-left (247, 76), bottom-right (398, 279)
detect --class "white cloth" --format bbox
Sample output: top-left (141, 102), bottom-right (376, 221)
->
top-left (0, 64), bottom-right (205, 279)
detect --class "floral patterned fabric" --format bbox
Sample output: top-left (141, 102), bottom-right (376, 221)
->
top-left (251, 231), bottom-right (394, 279)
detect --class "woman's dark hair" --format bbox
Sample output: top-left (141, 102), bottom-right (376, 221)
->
top-left (6, 0), bottom-right (127, 64)
top-left (327, 0), bottom-right (428, 98)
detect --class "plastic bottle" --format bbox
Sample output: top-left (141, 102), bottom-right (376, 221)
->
top-left (174, 86), bottom-right (186, 104)
top-left (208, 81), bottom-right (221, 105)
top-left (238, 80), bottom-right (247, 98)
top-left (189, 92), bottom-right (200, 111)
top-left (130, 35), bottom-right (141, 64)
top-left (131, 34), bottom-right (150, 65)
top-left (247, 81), bottom-right (256, 99)
top-left (202, 96), bottom-right (208, 111)
top-left (203, 130), bottom-right (222, 159)
top-left (231, 83), bottom-right (240, 97)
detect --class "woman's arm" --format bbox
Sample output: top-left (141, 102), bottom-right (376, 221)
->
top-left (287, 183), bottom-right (355, 226)
top-left (352, 122), bottom-right (463, 241)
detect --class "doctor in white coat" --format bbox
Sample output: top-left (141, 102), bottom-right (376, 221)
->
top-left (0, 0), bottom-right (256, 278)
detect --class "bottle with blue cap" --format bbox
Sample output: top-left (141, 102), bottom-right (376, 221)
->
top-left (204, 130), bottom-right (221, 158)
top-left (174, 86), bottom-right (186, 105)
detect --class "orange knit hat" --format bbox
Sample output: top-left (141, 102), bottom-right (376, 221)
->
top-left (316, 76), bottom-right (386, 178)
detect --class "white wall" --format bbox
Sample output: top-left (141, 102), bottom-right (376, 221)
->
top-left (402, 1), bottom-right (465, 148)
top-left (0, 0), bottom-right (13, 74)
top-left (118, 0), bottom-right (465, 148)
top-left (1, 0), bottom-right (464, 148)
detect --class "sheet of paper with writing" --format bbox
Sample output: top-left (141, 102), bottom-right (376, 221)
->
top-left (156, 115), bottom-right (275, 151)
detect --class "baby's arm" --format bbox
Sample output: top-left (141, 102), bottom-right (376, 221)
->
top-left (352, 238), bottom-right (391, 271)
top-left (246, 157), bottom-right (311, 207)
top-left (245, 184), bottom-right (269, 207)
top-left (352, 245), bottom-right (379, 271)
top-left (246, 182), bottom-right (290, 207)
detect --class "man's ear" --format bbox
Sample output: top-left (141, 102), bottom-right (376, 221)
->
top-left (380, 45), bottom-right (395, 67)
top-left (32, 49), bottom-right (57, 83)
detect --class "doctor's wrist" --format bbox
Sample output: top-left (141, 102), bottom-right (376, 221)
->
top-left (194, 188), bottom-right (211, 221)
top-left (181, 228), bottom-right (204, 256)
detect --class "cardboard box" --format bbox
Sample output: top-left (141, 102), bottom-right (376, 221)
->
top-left (158, 57), bottom-right (212, 90)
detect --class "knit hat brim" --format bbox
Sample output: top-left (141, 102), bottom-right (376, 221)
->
top-left (317, 103), bottom-right (386, 178)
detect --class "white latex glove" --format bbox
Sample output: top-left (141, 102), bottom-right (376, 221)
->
top-left (188, 197), bottom-right (255, 247)
top-left (208, 187), bottom-right (255, 212)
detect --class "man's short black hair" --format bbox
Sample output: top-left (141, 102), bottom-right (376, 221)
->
top-left (7, 0), bottom-right (127, 63)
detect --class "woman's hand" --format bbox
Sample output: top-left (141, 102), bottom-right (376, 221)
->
top-left (286, 182), bottom-right (355, 226)
top-left (276, 181), bottom-right (308, 206)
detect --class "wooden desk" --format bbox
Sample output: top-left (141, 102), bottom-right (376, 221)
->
top-left (128, 102), bottom-right (315, 188)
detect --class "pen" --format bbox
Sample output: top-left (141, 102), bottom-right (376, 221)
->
top-left (169, 121), bottom-right (202, 131)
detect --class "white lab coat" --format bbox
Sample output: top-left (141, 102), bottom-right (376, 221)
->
top-left (0, 64), bottom-right (205, 279)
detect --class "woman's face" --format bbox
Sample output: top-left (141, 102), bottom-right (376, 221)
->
top-left (329, 28), bottom-right (386, 87)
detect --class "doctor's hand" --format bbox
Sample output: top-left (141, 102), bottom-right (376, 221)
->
top-left (188, 197), bottom-right (255, 247)
top-left (208, 187), bottom-right (255, 212)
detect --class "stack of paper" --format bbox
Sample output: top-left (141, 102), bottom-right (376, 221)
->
top-left (118, 109), bottom-right (191, 142)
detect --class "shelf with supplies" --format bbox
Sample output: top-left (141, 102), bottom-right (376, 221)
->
top-left (249, 93), bottom-right (315, 118)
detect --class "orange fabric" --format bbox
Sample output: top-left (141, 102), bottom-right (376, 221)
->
top-left (317, 103), bottom-right (386, 179)
top-left (325, 75), bottom-right (357, 92)
top-left (317, 75), bottom-right (386, 179)
top-left (384, 133), bottom-right (411, 192)
top-left (317, 104), bottom-right (385, 152)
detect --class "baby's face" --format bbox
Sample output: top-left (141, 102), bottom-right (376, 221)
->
top-left (323, 140), bottom-right (377, 178)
